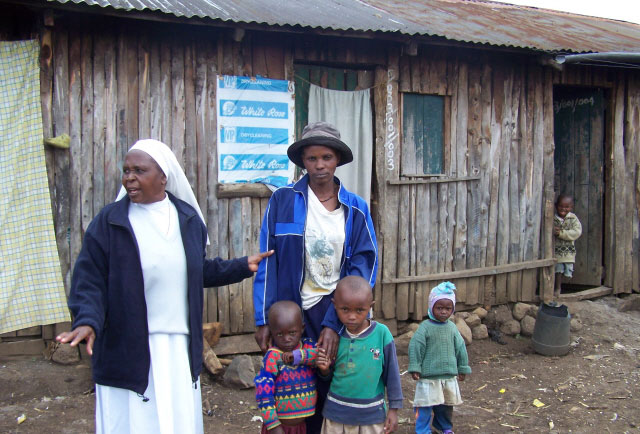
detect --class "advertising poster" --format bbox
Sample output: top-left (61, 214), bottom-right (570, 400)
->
top-left (216, 75), bottom-right (295, 187)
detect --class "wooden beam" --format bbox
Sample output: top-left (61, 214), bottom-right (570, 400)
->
top-left (558, 286), bottom-right (613, 302)
top-left (381, 258), bottom-right (555, 284)
top-left (214, 333), bottom-right (260, 356)
top-left (387, 176), bottom-right (480, 185)
top-left (216, 183), bottom-right (273, 198)
top-left (0, 339), bottom-right (46, 357)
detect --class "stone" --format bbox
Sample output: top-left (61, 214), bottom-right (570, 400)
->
top-left (464, 314), bottom-right (481, 328)
top-left (203, 338), bottom-right (223, 375)
top-left (223, 355), bottom-right (255, 389)
top-left (50, 343), bottom-right (80, 365)
top-left (512, 303), bottom-right (532, 321)
top-left (394, 331), bottom-right (414, 356)
top-left (472, 307), bottom-right (488, 319)
top-left (528, 305), bottom-right (539, 318)
top-left (618, 294), bottom-right (640, 312)
top-left (454, 317), bottom-right (472, 345)
top-left (203, 322), bottom-right (223, 347)
top-left (520, 316), bottom-right (536, 337)
top-left (471, 324), bottom-right (489, 340)
top-left (456, 311), bottom-right (470, 321)
top-left (499, 319), bottom-right (521, 336)
top-left (406, 322), bottom-right (420, 333)
top-left (483, 311), bottom-right (497, 329)
top-left (494, 305), bottom-right (513, 325)
top-left (570, 318), bottom-right (583, 332)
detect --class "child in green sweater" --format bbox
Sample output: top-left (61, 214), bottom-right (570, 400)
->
top-left (408, 282), bottom-right (471, 434)
top-left (316, 275), bottom-right (403, 434)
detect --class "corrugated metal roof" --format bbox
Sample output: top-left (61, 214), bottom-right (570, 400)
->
top-left (48, 0), bottom-right (640, 53)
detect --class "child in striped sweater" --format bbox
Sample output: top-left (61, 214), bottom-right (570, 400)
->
top-left (255, 301), bottom-right (319, 433)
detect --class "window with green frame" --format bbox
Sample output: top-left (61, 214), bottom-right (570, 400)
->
top-left (402, 93), bottom-right (446, 175)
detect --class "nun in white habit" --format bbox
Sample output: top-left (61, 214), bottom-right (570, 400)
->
top-left (57, 139), bottom-right (272, 434)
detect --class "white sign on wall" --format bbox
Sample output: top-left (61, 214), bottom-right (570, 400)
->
top-left (216, 75), bottom-right (295, 187)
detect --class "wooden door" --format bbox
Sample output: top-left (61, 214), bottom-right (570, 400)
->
top-left (553, 87), bottom-right (605, 286)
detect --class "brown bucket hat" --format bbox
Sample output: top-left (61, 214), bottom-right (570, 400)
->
top-left (287, 122), bottom-right (354, 168)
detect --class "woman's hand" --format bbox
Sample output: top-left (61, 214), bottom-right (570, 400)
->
top-left (247, 250), bottom-right (274, 272)
top-left (458, 373), bottom-right (466, 381)
top-left (317, 327), bottom-right (339, 361)
top-left (384, 408), bottom-right (398, 433)
top-left (56, 325), bottom-right (96, 356)
top-left (254, 325), bottom-right (271, 354)
top-left (411, 372), bottom-right (421, 381)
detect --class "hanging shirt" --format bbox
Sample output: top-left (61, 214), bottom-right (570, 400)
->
top-left (300, 186), bottom-right (345, 310)
top-left (128, 195), bottom-right (189, 334)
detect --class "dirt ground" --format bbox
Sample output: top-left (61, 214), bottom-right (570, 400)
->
top-left (1, 296), bottom-right (639, 434)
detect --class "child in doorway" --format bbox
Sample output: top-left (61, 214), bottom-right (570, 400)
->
top-left (553, 194), bottom-right (582, 297)
top-left (408, 282), bottom-right (471, 434)
top-left (316, 275), bottom-right (403, 434)
top-left (254, 301), bottom-right (319, 434)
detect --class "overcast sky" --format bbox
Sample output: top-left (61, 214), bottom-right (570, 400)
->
top-left (489, 0), bottom-right (640, 25)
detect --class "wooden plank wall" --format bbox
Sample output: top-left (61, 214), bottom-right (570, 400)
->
top-left (36, 15), bottom-right (639, 339)
top-left (385, 49), bottom-right (557, 318)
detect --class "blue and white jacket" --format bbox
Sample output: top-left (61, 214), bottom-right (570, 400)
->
top-left (253, 174), bottom-right (378, 331)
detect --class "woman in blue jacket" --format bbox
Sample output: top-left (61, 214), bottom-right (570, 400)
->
top-left (252, 122), bottom-right (378, 433)
top-left (57, 139), bottom-right (271, 434)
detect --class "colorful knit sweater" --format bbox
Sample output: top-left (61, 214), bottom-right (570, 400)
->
top-left (322, 321), bottom-right (403, 426)
top-left (408, 319), bottom-right (472, 380)
top-left (554, 212), bottom-right (582, 263)
top-left (254, 338), bottom-right (318, 430)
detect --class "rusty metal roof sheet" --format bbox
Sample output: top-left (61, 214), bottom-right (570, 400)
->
top-left (48, 0), bottom-right (640, 53)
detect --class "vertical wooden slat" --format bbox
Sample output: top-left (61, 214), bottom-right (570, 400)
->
top-left (184, 41), bottom-right (197, 190)
top-left (104, 33), bottom-right (118, 202)
top-left (612, 73), bottom-right (630, 293)
top-left (80, 33), bottom-right (94, 234)
top-left (138, 32), bottom-right (151, 139)
top-left (52, 29), bottom-right (71, 291)
top-left (465, 63), bottom-right (482, 305)
top-left (69, 32), bottom-right (82, 273)
top-left (396, 184), bottom-right (410, 320)
top-left (205, 39), bottom-right (220, 323)
top-left (520, 65), bottom-right (537, 302)
top-left (477, 61), bottom-right (492, 306)
top-left (453, 62), bottom-right (468, 303)
top-left (507, 68), bottom-right (522, 302)
top-left (116, 31), bottom-right (129, 168)
top-left (93, 34), bottom-right (106, 214)
top-left (40, 27), bottom-right (55, 206)
top-left (540, 68), bottom-right (556, 302)
top-left (159, 38), bottom-right (172, 145)
top-left (228, 198), bottom-right (244, 333)
top-left (484, 65), bottom-right (504, 307)
top-left (126, 33), bottom-right (139, 149)
top-left (171, 39), bottom-right (186, 162)
top-left (149, 38), bottom-right (162, 140)
top-left (495, 65), bottom-right (513, 304)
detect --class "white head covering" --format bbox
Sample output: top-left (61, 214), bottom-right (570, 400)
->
top-left (116, 139), bottom-right (208, 234)
top-left (428, 281), bottom-right (456, 321)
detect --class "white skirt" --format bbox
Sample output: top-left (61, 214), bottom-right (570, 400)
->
top-left (95, 333), bottom-right (203, 434)
top-left (413, 377), bottom-right (463, 408)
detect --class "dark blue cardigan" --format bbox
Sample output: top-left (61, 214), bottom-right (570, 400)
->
top-left (68, 193), bottom-right (252, 394)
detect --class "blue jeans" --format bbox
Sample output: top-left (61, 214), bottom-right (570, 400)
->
top-left (415, 405), bottom-right (453, 433)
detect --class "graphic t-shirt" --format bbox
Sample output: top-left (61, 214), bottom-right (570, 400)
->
top-left (300, 186), bottom-right (345, 310)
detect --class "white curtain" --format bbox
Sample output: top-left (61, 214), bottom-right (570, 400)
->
top-left (308, 84), bottom-right (373, 205)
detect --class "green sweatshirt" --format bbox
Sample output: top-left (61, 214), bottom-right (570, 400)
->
top-left (408, 319), bottom-right (471, 379)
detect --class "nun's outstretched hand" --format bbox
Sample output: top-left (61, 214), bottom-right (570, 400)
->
top-left (56, 325), bottom-right (96, 355)
top-left (247, 250), bottom-right (274, 272)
